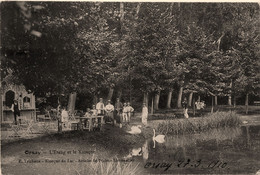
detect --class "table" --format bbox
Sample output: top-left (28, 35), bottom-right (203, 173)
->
top-left (76, 115), bottom-right (104, 131)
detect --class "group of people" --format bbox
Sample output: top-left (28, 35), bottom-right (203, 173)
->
top-left (84, 98), bottom-right (135, 127)
top-left (182, 97), bottom-right (206, 118)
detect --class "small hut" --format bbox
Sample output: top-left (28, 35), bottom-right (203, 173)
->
top-left (1, 83), bottom-right (36, 123)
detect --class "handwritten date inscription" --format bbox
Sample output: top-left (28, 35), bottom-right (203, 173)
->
top-left (144, 159), bottom-right (228, 171)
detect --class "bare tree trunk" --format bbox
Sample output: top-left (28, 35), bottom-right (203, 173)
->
top-left (188, 92), bottom-right (193, 106)
top-left (193, 98), bottom-right (196, 116)
top-left (177, 86), bottom-right (183, 108)
top-left (228, 95), bottom-right (232, 106)
top-left (211, 96), bottom-right (214, 113)
top-left (0, 91), bottom-right (2, 123)
top-left (245, 93), bottom-right (249, 114)
top-left (151, 97), bottom-right (154, 115)
top-left (120, 2), bottom-right (124, 23)
top-left (107, 87), bottom-right (114, 101)
top-left (117, 88), bottom-right (122, 101)
top-left (93, 94), bottom-right (98, 106)
top-left (143, 92), bottom-right (149, 107)
top-left (215, 96), bottom-right (218, 105)
top-left (167, 89), bottom-right (173, 108)
top-left (246, 125), bottom-right (250, 147)
top-left (67, 92), bottom-right (77, 113)
top-left (154, 90), bottom-right (160, 110)
top-left (233, 95), bottom-right (237, 107)
top-left (135, 3), bottom-right (141, 18)
top-left (197, 95), bottom-right (201, 102)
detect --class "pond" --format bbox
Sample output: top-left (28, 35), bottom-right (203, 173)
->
top-left (126, 125), bottom-right (260, 174)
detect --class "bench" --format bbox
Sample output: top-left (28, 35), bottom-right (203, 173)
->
top-left (253, 101), bottom-right (260, 106)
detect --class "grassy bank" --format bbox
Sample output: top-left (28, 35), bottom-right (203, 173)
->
top-left (156, 111), bottom-right (242, 135)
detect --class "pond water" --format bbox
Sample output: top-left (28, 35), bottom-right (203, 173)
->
top-left (127, 125), bottom-right (260, 174)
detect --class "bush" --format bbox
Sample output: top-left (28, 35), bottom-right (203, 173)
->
top-left (157, 111), bottom-right (242, 135)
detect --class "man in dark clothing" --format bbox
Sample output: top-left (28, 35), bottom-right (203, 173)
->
top-left (11, 100), bottom-right (20, 125)
top-left (114, 98), bottom-right (123, 125)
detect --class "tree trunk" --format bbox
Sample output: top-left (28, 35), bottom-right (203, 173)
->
top-left (193, 97), bottom-right (196, 116)
top-left (246, 125), bottom-right (250, 147)
top-left (143, 92), bottom-right (149, 107)
top-left (0, 91), bottom-right (2, 123)
top-left (177, 86), bottom-right (183, 108)
top-left (211, 96), bottom-right (214, 113)
top-left (93, 94), bottom-right (98, 106)
top-left (67, 92), bottom-right (77, 113)
top-left (154, 90), bottom-right (160, 110)
top-left (233, 95), bottom-right (237, 107)
top-left (107, 87), bottom-right (114, 101)
top-left (188, 92), bottom-right (193, 106)
top-left (197, 95), bottom-right (201, 102)
top-left (135, 3), bottom-right (141, 18)
top-left (117, 88), bottom-right (122, 101)
top-left (167, 89), bottom-right (173, 108)
top-left (151, 97), bottom-right (154, 115)
top-left (120, 2), bottom-right (124, 34)
top-left (245, 93), bottom-right (249, 114)
top-left (215, 96), bottom-right (218, 106)
top-left (228, 95), bottom-right (232, 106)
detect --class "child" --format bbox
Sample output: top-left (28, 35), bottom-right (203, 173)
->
top-left (91, 105), bottom-right (98, 116)
top-left (85, 108), bottom-right (91, 117)
top-left (122, 103), bottom-right (128, 123)
top-left (126, 102), bottom-right (134, 123)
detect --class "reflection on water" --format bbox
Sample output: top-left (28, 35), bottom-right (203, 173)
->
top-left (126, 125), bottom-right (260, 174)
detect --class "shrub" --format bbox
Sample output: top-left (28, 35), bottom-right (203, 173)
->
top-left (157, 111), bottom-right (242, 135)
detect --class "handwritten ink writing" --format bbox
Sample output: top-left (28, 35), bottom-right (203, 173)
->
top-left (144, 159), bottom-right (228, 171)
top-left (144, 162), bottom-right (172, 171)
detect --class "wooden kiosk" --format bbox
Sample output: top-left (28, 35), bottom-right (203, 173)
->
top-left (1, 84), bottom-right (36, 123)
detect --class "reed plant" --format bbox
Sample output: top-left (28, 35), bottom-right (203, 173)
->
top-left (71, 155), bottom-right (142, 175)
top-left (157, 111), bottom-right (242, 135)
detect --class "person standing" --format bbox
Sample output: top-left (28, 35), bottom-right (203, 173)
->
top-left (141, 103), bottom-right (148, 126)
top-left (182, 97), bottom-right (189, 118)
top-left (115, 98), bottom-right (123, 115)
top-left (105, 100), bottom-right (115, 125)
top-left (114, 98), bottom-right (123, 126)
top-left (96, 98), bottom-right (105, 115)
top-left (11, 100), bottom-right (20, 125)
top-left (61, 107), bottom-right (70, 130)
top-left (122, 103), bottom-right (128, 124)
top-left (126, 102), bottom-right (134, 123)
